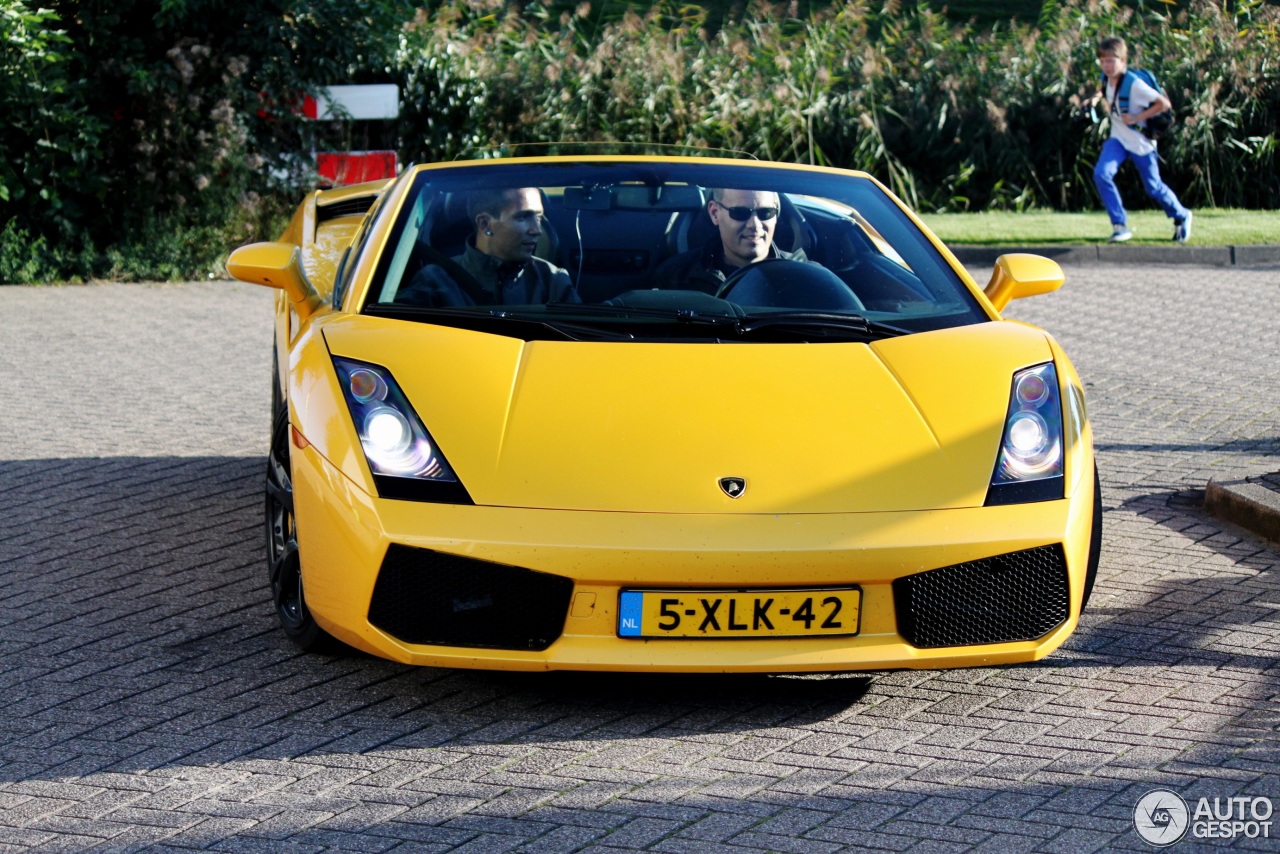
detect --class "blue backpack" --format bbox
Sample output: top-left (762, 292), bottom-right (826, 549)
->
top-left (1103, 68), bottom-right (1174, 140)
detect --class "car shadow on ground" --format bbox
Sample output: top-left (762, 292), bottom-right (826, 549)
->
top-left (0, 455), bottom-right (1275, 780)
top-left (0, 456), bottom-right (875, 749)
top-left (1052, 478), bottom-right (1278, 664)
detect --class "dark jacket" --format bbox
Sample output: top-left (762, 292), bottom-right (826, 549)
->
top-left (398, 239), bottom-right (580, 307)
top-left (652, 236), bottom-right (812, 295)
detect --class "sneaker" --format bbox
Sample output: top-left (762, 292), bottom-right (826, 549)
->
top-left (1108, 224), bottom-right (1132, 243)
top-left (1173, 210), bottom-right (1193, 243)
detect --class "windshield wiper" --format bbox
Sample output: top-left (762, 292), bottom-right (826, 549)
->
top-left (733, 311), bottom-right (909, 339)
top-left (545, 301), bottom-right (742, 326)
top-left (363, 303), bottom-right (635, 341)
top-left (369, 303), bottom-right (907, 343)
top-left (546, 304), bottom-right (908, 340)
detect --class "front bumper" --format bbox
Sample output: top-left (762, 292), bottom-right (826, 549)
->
top-left (291, 444), bottom-right (1095, 673)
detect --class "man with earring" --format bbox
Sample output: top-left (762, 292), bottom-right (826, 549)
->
top-left (399, 187), bottom-right (580, 307)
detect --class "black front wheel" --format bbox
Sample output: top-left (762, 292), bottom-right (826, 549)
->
top-left (266, 409), bottom-right (341, 653)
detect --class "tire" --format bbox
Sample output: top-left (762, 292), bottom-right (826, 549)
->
top-left (1080, 464), bottom-right (1103, 611)
top-left (266, 407), bottom-right (342, 653)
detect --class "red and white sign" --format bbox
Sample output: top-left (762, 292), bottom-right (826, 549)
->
top-left (304, 84), bottom-right (401, 186)
top-left (303, 84), bottom-right (400, 121)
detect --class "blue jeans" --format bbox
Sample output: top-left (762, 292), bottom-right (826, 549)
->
top-left (1092, 138), bottom-right (1190, 226)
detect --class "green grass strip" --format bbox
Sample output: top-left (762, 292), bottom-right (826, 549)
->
top-left (919, 209), bottom-right (1280, 247)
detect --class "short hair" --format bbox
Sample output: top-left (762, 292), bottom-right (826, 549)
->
top-left (466, 188), bottom-right (514, 223)
top-left (708, 188), bottom-right (780, 205)
top-left (1096, 36), bottom-right (1128, 61)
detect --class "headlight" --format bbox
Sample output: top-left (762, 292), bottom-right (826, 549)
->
top-left (986, 363), bottom-right (1064, 505)
top-left (364, 407), bottom-right (415, 462)
top-left (333, 358), bottom-right (458, 483)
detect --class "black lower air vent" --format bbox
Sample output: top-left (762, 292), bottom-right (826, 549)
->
top-left (893, 544), bottom-right (1070, 648)
top-left (368, 545), bottom-right (573, 651)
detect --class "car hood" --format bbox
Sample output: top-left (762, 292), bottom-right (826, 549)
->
top-left (321, 318), bottom-right (1054, 513)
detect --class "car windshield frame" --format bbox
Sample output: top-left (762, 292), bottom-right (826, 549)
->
top-left (360, 159), bottom-right (987, 340)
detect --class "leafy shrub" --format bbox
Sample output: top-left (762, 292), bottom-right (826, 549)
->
top-left (0, 219), bottom-right (97, 284)
top-left (0, 1), bottom-right (106, 239)
top-left (2, 0), bottom-right (409, 282)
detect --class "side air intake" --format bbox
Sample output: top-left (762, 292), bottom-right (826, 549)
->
top-left (893, 545), bottom-right (1070, 648)
top-left (368, 545), bottom-right (573, 651)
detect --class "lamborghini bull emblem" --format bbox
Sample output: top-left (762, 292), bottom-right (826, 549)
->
top-left (718, 477), bottom-right (746, 498)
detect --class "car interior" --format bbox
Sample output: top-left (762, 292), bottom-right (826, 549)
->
top-left (376, 181), bottom-right (943, 315)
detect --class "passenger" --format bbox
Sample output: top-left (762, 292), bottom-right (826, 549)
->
top-left (652, 188), bottom-right (813, 294)
top-left (398, 188), bottom-right (581, 306)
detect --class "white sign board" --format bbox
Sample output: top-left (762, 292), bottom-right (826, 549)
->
top-left (305, 84), bottom-right (400, 120)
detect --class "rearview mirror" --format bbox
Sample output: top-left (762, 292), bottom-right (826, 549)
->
top-left (983, 254), bottom-right (1064, 311)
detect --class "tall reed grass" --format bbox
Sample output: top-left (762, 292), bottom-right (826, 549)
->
top-left (394, 0), bottom-right (1280, 211)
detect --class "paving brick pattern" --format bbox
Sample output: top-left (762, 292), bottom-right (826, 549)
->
top-left (0, 267), bottom-right (1277, 852)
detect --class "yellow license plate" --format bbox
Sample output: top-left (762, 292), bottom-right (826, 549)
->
top-left (618, 588), bottom-right (860, 638)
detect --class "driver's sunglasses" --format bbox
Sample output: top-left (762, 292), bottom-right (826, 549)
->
top-left (718, 204), bottom-right (780, 222)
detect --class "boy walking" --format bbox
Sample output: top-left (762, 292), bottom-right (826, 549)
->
top-left (1092, 36), bottom-right (1192, 243)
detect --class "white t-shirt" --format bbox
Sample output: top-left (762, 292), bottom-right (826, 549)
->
top-left (1106, 73), bottom-right (1160, 156)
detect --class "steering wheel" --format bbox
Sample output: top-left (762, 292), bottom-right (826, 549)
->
top-left (714, 262), bottom-right (761, 300)
top-left (714, 258), bottom-right (865, 311)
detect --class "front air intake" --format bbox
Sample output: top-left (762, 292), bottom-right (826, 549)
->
top-left (893, 544), bottom-right (1070, 648)
top-left (368, 545), bottom-right (573, 651)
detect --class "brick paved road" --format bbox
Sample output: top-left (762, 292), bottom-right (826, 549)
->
top-left (0, 267), bottom-right (1277, 853)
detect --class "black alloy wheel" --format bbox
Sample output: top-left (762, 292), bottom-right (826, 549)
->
top-left (266, 408), bottom-right (339, 652)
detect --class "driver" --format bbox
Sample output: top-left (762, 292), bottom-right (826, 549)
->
top-left (652, 188), bottom-right (813, 294)
top-left (398, 188), bottom-right (581, 306)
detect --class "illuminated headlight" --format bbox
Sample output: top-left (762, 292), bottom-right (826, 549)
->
top-left (1005, 411), bottom-right (1056, 472)
top-left (364, 407), bottom-right (414, 460)
top-left (333, 358), bottom-right (457, 482)
top-left (987, 363), bottom-right (1064, 504)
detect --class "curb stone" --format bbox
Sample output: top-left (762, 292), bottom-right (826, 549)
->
top-left (948, 243), bottom-right (1280, 267)
top-left (1205, 473), bottom-right (1280, 547)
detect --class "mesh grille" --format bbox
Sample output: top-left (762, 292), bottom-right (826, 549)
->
top-left (368, 545), bottom-right (573, 651)
top-left (893, 545), bottom-right (1069, 648)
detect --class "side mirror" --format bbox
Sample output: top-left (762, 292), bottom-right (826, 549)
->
top-left (226, 242), bottom-right (321, 319)
top-left (983, 253), bottom-right (1064, 312)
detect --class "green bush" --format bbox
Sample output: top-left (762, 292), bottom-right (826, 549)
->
top-left (0, 1), bottom-right (106, 240)
top-left (0, 220), bottom-right (90, 284)
top-left (2, 0), bottom-right (410, 282)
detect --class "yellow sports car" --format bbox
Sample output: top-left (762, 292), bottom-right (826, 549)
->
top-left (226, 154), bottom-right (1099, 673)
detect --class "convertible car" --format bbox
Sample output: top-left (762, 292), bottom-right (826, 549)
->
top-left (226, 154), bottom-right (1100, 673)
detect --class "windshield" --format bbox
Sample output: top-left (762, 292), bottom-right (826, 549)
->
top-left (362, 160), bottom-right (986, 340)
